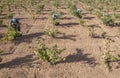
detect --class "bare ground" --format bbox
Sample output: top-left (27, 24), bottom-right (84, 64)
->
top-left (0, 0), bottom-right (120, 78)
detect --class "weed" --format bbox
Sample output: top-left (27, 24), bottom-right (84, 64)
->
top-left (5, 13), bottom-right (13, 19)
top-left (34, 39), bottom-right (66, 64)
top-left (103, 52), bottom-right (120, 72)
top-left (102, 36), bottom-right (111, 72)
top-left (44, 0), bottom-right (50, 5)
top-left (95, 11), bottom-right (103, 18)
top-left (88, 27), bottom-right (96, 38)
top-left (79, 19), bottom-right (86, 27)
top-left (114, 14), bottom-right (120, 19)
top-left (102, 36), bottom-right (120, 73)
top-left (0, 50), bottom-right (3, 53)
top-left (118, 27), bottom-right (120, 34)
top-left (53, 0), bottom-right (59, 8)
top-left (65, 0), bottom-right (72, 8)
top-left (2, 25), bottom-right (22, 41)
top-left (0, 19), bottom-right (3, 26)
top-left (0, 49), bottom-right (3, 62)
top-left (52, 18), bottom-right (60, 26)
top-left (30, 0), bottom-right (37, 6)
top-left (102, 14), bottom-right (114, 26)
top-left (88, 6), bottom-right (93, 14)
top-left (0, 4), bottom-right (3, 14)
top-left (36, 4), bottom-right (44, 14)
top-left (44, 27), bottom-right (58, 38)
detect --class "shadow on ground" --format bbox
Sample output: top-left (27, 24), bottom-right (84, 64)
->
top-left (40, 12), bottom-right (50, 15)
top-left (34, 17), bottom-right (48, 20)
top-left (43, 9), bottom-right (52, 12)
top-left (61, 17), bottom-right (73, 20)
top-left (57, 48), bottom-right (98, 67)
top-left (0, 54), bottom-right (38, 68)
top-left (0, 33), bottom-right (3, 39)
top-left (56, 32), bottom-right (76, 41)
top-left (83, 16), bottom-right (95, 20)
top-left (14, 32), bottom-right (44, 45)
top-left (114, 22), bottom-right (120, 27)
top-left (59, 22), bottom-right (79, 27)
top-left (0, 25), bottom-right (7, 28)
top-left (88, 24), bottom-right (101, 28)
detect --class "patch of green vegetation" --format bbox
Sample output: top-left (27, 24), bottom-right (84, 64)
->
top-left (36, 4), bottom-right (44, 14)
top-left (6, 13), bottom-right (13, 19)
top-left (0, 19), bottom-right (3, 26)
top-left (2, 25), bottom-right (22, 41)
top-left (44, 27), bottom-right (58, 38)
top-left (53, 0), bottom-right (59, 8)
top-left (102, 15), bottom-right (114, 26)
top-left (103, 36), bottom-right (120, 73)
top-left (95, 11), bottom-right (103, 18)
top-left (0, 49), bottom-right (3, 62)
top-left (34, 39), bottom-right (66, 64)
top-left (70, 5), bottom-right (82, 18)
top-left (114, 14), bottom-right (120, 19)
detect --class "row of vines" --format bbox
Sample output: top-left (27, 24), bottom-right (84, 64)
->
top-left (0, 0), bottom-right (120, 74)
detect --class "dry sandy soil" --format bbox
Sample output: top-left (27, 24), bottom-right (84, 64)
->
top-left (0, 0), bottom-right (120, 78)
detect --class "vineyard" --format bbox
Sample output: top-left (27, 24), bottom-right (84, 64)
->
top-left (0, 0), bottom-right (120, 78)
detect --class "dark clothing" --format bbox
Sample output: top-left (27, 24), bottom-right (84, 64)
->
top-left (10, 18), bottom-right (20, 31)
top-left (11, 24), bottom-right (21, 31)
